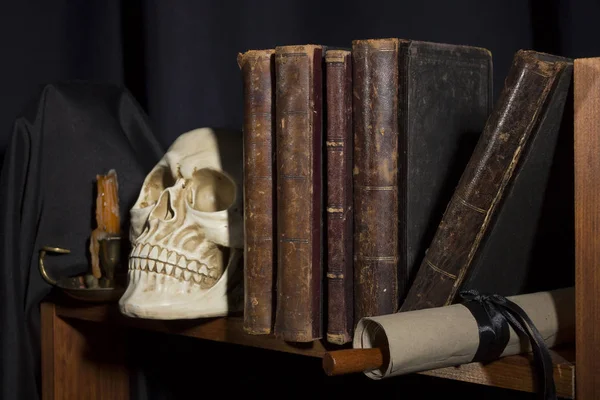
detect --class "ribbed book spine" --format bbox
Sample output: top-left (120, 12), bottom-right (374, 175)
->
top-left (238, 49), bottom-right (276, 334)
top-left (274, 44), bottom-right (324, 342)
top-left (352, 39), bottom-right (399, 321)
top-left (324, 49), bottom-right (354, 344)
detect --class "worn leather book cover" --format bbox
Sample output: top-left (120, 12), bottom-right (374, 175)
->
top-left (324, 49), bottom-right (353, 345)
top-left (400, 50), bottom-right (573, 312)
top-left (237, 49), bottom-right (276, 334)
top-left (352, 38), bottom-right (492, 321)
top-left (274, 44), bottom-right (323, 342)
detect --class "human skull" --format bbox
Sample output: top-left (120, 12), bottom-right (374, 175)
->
top-left (118, 127), bottom-right (244, 319)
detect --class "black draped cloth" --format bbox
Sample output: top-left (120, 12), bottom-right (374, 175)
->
top-left (0, 82), bottom-right (163, 400)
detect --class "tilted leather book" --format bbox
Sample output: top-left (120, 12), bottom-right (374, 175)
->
top-left (352, 38), bottom-right (492, 321)
top-left (324, 49), bottom-right (354, 345)
top-left (237, 49), bottom-right (276, 334)
top-left (400, 50), bottom-right (574, 312)
top-left (274, 44), bottom-right (324, 342)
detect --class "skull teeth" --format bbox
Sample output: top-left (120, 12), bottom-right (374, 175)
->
top-left (129, 245), bottom-right (215, 284)
top-left (183, 270), bottom-right (192, 281)
top-left (132, 263), bottom-right (209, 284)
top-left (156, 261), bottom-right (165, 273)
top-left (167, 251), bottom-right (178, 265)
top-left (140, 244), bottom-right (151, 258)
top-left (132, 245), bottom-right (141, 258)
top-left (149, 246), bottom-right (159, 260)
top-left (199, 264), bottom-right (209, 276)
top-left (158, 248), bottom-right (168, 263)
top-left (188, 261), bottom-right (198, 273)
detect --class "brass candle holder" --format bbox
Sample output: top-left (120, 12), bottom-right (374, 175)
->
top-left (38, 236), bottom-right (126, 302)
top-left (98, 235), bottom-right (122, 288)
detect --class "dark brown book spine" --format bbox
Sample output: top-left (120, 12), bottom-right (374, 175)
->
top-left (325, 49), bottom-right (353, 345)
top-left (352, 39), bottom-right (399, 321)
top-left (238, 50), bottom-right (276, 334)
top-left (400, 50), bottom-right (568, 312)
top-left (274, 44), bottom-right (323, 342)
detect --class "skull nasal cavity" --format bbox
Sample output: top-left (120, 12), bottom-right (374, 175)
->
top-left (151, 190), bottom-right (176, 221)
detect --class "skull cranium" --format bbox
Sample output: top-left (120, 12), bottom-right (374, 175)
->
top-left (118, 127), bottom-right (244, 319)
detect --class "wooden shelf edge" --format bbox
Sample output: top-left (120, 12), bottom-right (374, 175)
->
top-left (52, 300), bottom-right (575, 398)
top-left (53, 301), bottom-right (340, 358)
top-left (419, 348), bottom-right (575, 399)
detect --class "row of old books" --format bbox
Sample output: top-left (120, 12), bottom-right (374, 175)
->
top-left (237, 39), bottom-right (574, 344)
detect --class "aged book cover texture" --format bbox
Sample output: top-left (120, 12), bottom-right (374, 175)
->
top-left (238, 49), bottom-right (276, 334)
top-left (401, 50), bottom-right (573, 312)
top-left (352, 38), bottom-right (492, 320)
top-left (324, 49), bottom-right (353, 344)
top-left (274, 44), bottom-right (324, 342)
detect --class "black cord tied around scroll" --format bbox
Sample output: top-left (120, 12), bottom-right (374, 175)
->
top-left (459, 289), bottom-right (556, 400)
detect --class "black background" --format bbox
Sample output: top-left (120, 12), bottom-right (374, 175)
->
top-left (2, 0), bottom-right (600, 160)
top-left (1, 1), bottom-right (596, 399)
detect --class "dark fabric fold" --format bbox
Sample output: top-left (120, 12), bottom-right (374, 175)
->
top-left (0, 82), bottom-right (163, 400)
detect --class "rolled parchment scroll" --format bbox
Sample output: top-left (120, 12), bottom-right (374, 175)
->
top-left (352, 287), bottom-right (574, 379)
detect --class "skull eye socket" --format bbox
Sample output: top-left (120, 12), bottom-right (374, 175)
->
top-left (188, 168), bottom-right (236, 212)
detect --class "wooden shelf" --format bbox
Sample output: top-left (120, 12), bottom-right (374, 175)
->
top-left (52, 299), bottom-right (575, 398)
top-left (421, 347), bottom-right (574, 399)
top-left (55, 300), bottom-right (332, 357)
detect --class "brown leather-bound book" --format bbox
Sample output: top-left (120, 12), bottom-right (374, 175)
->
top-left (400, 50), bottom-right (573, 312)
top-left (274, 44), bottom-right (324, 342)
top-left (324, 49), bottom-right (353, 345)
top-left (238, 49), bottom-right (276, 334)
top-left (352, 38), bottom-right (492, 321)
